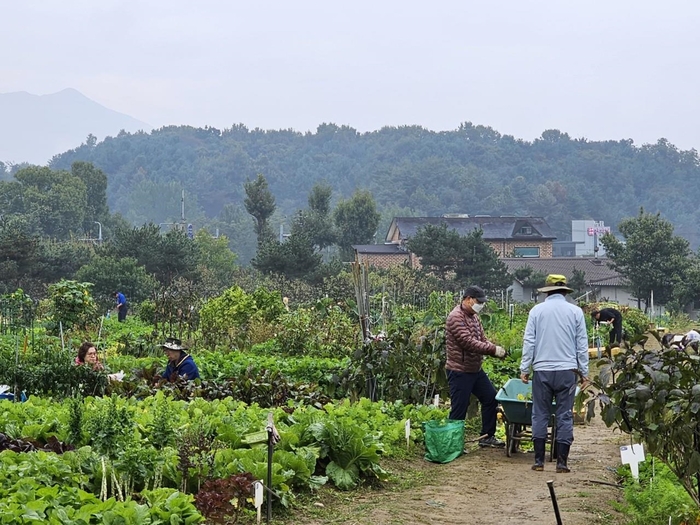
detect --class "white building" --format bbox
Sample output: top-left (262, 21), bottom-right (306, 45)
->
top-left (572, 220), bottom-right (610, 257)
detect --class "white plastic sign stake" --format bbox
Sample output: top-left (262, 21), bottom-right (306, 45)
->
top-left (433, 394), bottom-right (440, 407)
top-left (620, 443), bottom-right (645, 480)
top-left (253, 481), bottom-right (264, 524)
top-left (405, 419), bottom-right (411, 449)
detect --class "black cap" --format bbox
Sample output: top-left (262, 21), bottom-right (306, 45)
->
top-left (462, 285), bottom-right (487, 303)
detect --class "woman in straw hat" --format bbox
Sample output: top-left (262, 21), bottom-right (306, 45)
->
top-left (161, 338), bottom-right (200, 381)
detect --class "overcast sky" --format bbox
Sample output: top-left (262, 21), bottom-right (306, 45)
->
top-left (3, 1), bottom-right (699, 150)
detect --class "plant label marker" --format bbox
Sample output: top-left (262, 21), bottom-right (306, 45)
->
top-left (405, 419), bottom-right (411, 449)
top-left (620, 443), bottom-right (645, 480)
top-left (433, 394), bottom-right (440, 407)
top-left (254, 481), bottom-right (263, 524)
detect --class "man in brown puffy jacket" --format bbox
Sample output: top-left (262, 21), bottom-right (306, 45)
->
top-left (446, 285), bottom-right (507, 447)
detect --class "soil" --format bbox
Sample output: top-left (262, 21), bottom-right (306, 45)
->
top-left (265, 335), bottom-right (684, 524)
top-left (368, 415), bottom-right (627, 525)
top-left (275, 342), bottom-right (666, 525)
top-left (282, 409), bottom-right (629, 525)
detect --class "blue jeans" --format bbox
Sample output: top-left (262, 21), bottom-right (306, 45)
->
top-left (531, 370), bottom-right (577, 445)
top-left (446, 369), bottom-right (498, 437)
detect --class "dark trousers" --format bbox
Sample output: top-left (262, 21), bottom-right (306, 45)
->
top-left (446, 369), bottom-right (498, 437)
top-left (118, 305), bottom-right (128, 322)
top-left (531, 370), bottom-right (577, 445)
top-left (609, 319), bottom-right (622, 346)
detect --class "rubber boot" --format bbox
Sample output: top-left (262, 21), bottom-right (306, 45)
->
top-left (531, 438), bottom-right (545, 471)
top-left (556, 443), bottom-right (570, 473)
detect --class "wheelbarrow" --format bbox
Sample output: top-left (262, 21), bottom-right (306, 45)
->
top-left (495, 378), bottom-right (578, 460)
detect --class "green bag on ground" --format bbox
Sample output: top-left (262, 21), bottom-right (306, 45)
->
top-left (423, 419), bottom-right (465, 463)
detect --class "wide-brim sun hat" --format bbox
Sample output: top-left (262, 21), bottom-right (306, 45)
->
top-left (162, 337), bottom-right (186, 351)
top-left (537, 274), bottom-right (574, 294)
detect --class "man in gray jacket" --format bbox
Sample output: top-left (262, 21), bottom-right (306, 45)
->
top-left (520, 275), bottom-right (589, 473)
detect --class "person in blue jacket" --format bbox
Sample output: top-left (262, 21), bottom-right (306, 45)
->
top-left (161, 337), bottom-right (200, 381)
top-left (113, 291), bottom-right (128, 322)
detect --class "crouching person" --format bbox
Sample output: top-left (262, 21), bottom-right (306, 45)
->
top-left (161, 338), bottom-right (200, 381)
top-left (682, 330), bottom-right (700, 353)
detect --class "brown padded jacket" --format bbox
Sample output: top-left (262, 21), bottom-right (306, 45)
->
top-left (445, 304), bottom-right (497, 373)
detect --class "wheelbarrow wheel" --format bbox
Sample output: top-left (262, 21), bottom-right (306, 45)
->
top-left (506, 423), bottom-right (515, 457)
top-left (512, 424), bottom-right (523, 454)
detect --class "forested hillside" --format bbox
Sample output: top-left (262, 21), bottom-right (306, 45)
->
top-left (47, 123), bottom-right (700, 258)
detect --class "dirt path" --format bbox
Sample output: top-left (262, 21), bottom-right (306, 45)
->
top-left (294, 413), bottom-right (628, 525)
top-left (367, 415), bottom-right (626, 525)
top-left (279, 342), bottom-right (673, 524)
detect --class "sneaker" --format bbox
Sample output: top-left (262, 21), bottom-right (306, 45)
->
top-left (478, 436), bottom-right (505, 448)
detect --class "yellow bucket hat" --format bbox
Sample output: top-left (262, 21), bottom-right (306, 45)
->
top-left (538, 274), bottom-right (574, 294)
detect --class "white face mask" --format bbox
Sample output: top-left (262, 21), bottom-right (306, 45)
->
top-left (472, 302), bottom-right (485, 313)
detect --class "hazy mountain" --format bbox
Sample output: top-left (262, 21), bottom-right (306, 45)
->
top-left (0, 88), bottom-right (150, 165)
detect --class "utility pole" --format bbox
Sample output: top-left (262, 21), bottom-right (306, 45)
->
top-left (94, 221), bottom-right (103, 243)
top-left (181, 189), bottom-right (185, 226)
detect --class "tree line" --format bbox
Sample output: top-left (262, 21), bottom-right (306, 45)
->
top-left (1, 161), bottom-right (699, 313)
top-left (24, 122), bottom-right (700, 267)
top-left (0, 161), bottom-right (512, 305)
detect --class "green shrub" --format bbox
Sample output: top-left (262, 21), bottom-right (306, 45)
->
top-left (138, 299), bottom-right (156, 324)
top-left (273, 301), bottom-right (358, 358)
top-left (619, 306), bottom-right (651, 339)
top-left (199, 286), bottom-right (255, 348)
top-left (0, 289), bottom-right (35, 334)
top-left (45, 280), bottom-right (97, 334)
top-left (0, 338), bottom-right (109, 398)
top-left (251, 287), bottom-right (285, 322)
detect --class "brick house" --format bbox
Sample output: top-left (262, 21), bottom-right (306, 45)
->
top-left (353, 215), bottom-right (556, 268)
top-left (351, 243), bottom-right (416, 269)
top-left (390, 215), bottom-right (555, 256)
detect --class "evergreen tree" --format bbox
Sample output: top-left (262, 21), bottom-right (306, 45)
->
top-left (102, 224), bottom-right (200, 286)
top-left (244, 174), bottom-right (276, 245)
top-left (252, 234), bottom-right (322, 280)
top-left (408, 223), bottom-right (511, 291)
top-left (406, 223), bottom-right (465, 280)
top-left (333, 189), bottom-right (380, 260)
top-left (602, 208), bottom-right (691, 309)
top-left (454, 229), bottom-right (512, 290)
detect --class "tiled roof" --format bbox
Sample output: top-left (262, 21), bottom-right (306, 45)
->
top-left (501, 257), bottom-right (625, 286)
top-left (387, 216), bottom-right (556, 242)
top-left (352, 244), bottom-right (408, 254)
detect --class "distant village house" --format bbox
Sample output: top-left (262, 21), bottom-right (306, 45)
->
top-left (353, 214), bottom-right (638, 309)
top-left (353, 215), bottom-right (556, 269)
